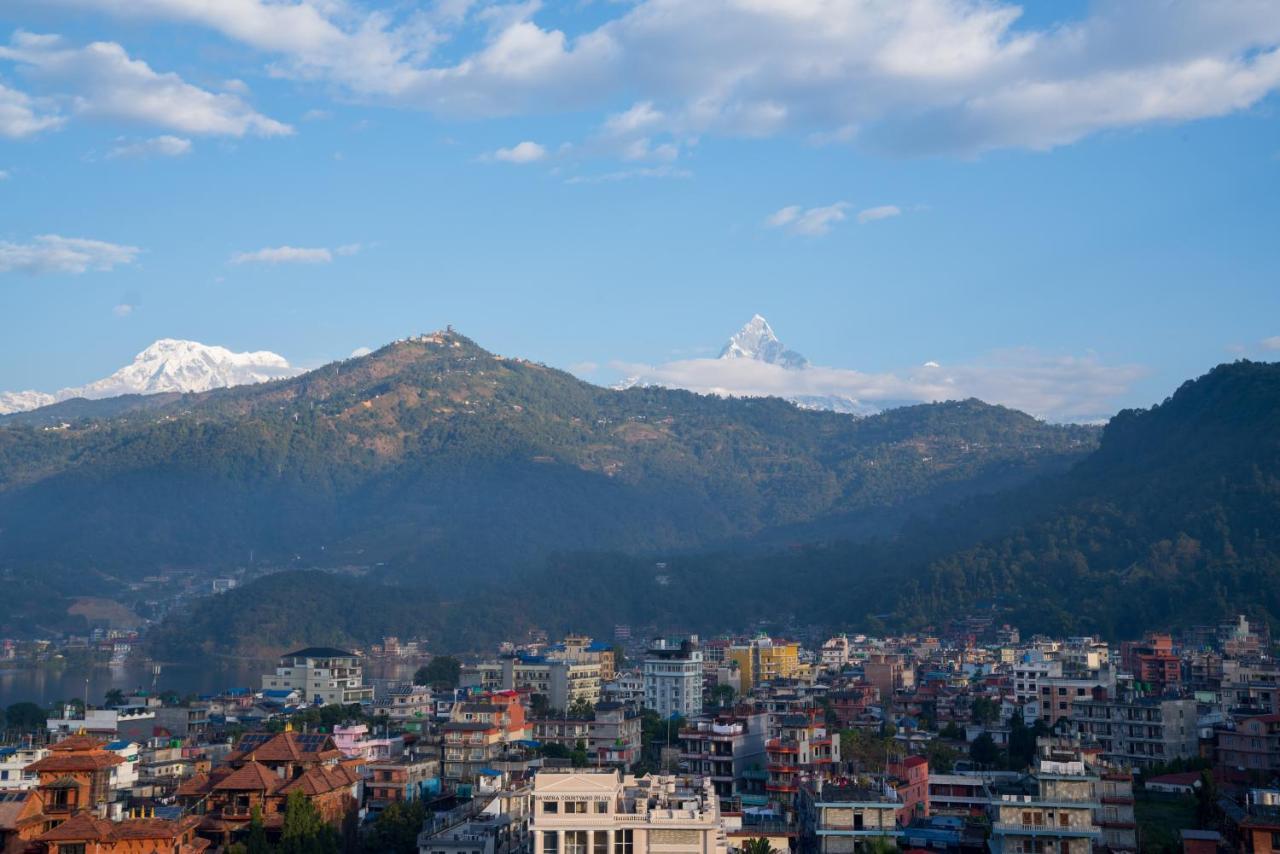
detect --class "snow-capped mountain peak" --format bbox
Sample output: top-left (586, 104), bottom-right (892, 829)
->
top-left (0, 339), bottom-right (298, 415)
top-left (719, 314), bottom-right (809, 369)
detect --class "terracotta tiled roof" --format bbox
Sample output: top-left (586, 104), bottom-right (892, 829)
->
top-left (176, 772), bottom-right (213, 797)
top-left (231, 731), bottom-right (341, 763)
top-left (27, 751), bottom-right (124, 772)
top-left (36, 812), bottom-right (116, 841)
top-left (278, 764), bottom-right (359, 797)
top-left (49, 734), bottom-right (109, 752)
top-left (40, 813), bottom-right (204, 843)
top-left (213, 761), bottom-right (282, 793)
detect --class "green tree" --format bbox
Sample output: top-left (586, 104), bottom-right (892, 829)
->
top-left (938, 721), bottom-right (965, 740)
top-left (571, 739), bottom-right (590, 768)
top-left (529, 694), bottom-right (552, 719)
top-left (739, 838), bottom-right (774, 854)
top-left (279, 790), bottom-right (340, 854)
top-left (840, 728), bottom-right (894, 771)
top-left (970, 732), bottom-right (1000, 767)
top-left (709, 684), bottom-right (735, 708)
top-left (970, 696), bottom-right (999, 725)
top-left (924, 740), bottom-right (959, 773)
top-left (414, 656), bottom-right (461, 690)
top-left (361, 800), bottom-right (429, 854)
top-left (1194, 768), bottom-right (1218, 827)
top-left (568, 697), bottom-right (595, 719)
top-left (244, 806), bottom-right (271, 854)
top-left (5, 702), bottom-right (46, 731)
top-left (103, 688), bottom-right (125, 708)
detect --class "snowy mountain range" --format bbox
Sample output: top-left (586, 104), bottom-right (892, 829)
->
top-left (0, 339), bottom-right (298, 415)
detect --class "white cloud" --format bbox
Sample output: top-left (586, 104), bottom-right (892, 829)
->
top-left (0, 79), bottom-right (63, 138)
top-left (766, 202), bottom-right (849, 237)
top-left (0, 234), bottom-right (140, 274)
top-left (44, 0), bottom-right (1280, 155)
top-left (0, 32), bottom-right (291, 137)
top-left (857, 205), bottom-right (901, 224)
top-left (615, 348), bottom-right (1144, 423)
top-left (230, 245), bottom-right (333, 264)
top-left (492, 140), bottom-right (547, 163)
top-left (1262, 336), bottom-right (1280, 351)
top-left (350, 346), bottom-right (373, 358)
top-left (0, 169), bottom-right (8, 180)
top-left (565, 165), bottom-right (691, 183)
top-left (106, 134), bottom-right (192, 159)
top-left (112, 302), bottom-right (134, 317)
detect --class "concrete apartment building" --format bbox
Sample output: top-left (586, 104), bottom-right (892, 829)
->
top-left (261, 646), bottom-right (374, 705)
top-left (766, 712), bottom-right (841, 813)
top-left (1070, 694), bottom-right (1198, 768)
top-left (529, 769), bottom-right (727, 854)
top-left (442, 691), bottom-right (530, 783)
top-left (1218, 714), bottom-right (1280, 775)
top-left (988, 755), bottom-right (1101, 854)
top-left (678, 712), bottom-right (769, 807)
top-left (644, 640), bottom-right (703, 719)
top-left (863, 653), bottom-right (914, 700)
top-left (797, 780), bottom-right (903, 852)
top-left (465, 656), bottom-right (603, 711)
top-left (1037, 666), bottom-right (1117, 727)
top-left (1095, 766), bottom-right (1138, 853)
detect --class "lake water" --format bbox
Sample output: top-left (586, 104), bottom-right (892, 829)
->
top-left (0, 659), bottom-right (421, 709)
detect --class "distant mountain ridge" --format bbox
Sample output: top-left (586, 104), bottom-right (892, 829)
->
top-left (146, 359), bottom-right (1280, 657)
top-left (0, 339), bottom-right (297, 415)
top-left (0, 329), bottom-right (1094, 627)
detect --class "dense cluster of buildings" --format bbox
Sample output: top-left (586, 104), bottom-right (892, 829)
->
top-left (0, 616), bottom-right (1277, 853)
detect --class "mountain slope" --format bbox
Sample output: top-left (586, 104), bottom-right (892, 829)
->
top-left (0, 339), bottom-right (297, 415)
top-left (893, 359), bottom-right (1280, 635)
top-left (145, 359), bottom-right (1280, 657)
top-left (0, 330), bottom-right (1093, 584)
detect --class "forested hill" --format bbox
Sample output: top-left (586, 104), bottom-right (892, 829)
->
top-left (894, 360), bottom-right (1280, 637)
top-left (0, 330), bottom-right (1092, 595)
top-left (145, 360), bottom-right (1280, 658)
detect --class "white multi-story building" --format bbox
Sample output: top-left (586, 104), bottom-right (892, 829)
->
top-left (261, 646), bottom-right (374, 705)
top-left (530, 769), bottom-right (727, 854)
top-left (644, 640), bottom-right (703, 719)
top-left (0, 745), bottom-right (49, 790)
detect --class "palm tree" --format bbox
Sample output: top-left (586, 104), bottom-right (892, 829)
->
top-left (739, 838), bottom-right (773, 854)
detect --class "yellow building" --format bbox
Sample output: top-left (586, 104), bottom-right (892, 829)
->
top-left (729, 636), bottom-right (802, 693)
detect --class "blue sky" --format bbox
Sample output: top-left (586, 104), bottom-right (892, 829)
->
top-left (1, 0), bottom-right (1278, 421)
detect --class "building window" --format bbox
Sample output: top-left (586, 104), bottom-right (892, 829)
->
top-left (565, 831), bottom-right (588, 854)
top-left (594, 831), bottom-right (609, 854)
top-left (614, 829), bottom-right (633, 854)
top-left (543, 802), bottom-right (559, 814)
top-left (594, 801), bottom-right (608, 814)
top-left (543, 834), bottom-right (558, 854)
top-left (59, 846), bottom-right (87, 854)
top-left (565, 801), bottom-right (588, 814)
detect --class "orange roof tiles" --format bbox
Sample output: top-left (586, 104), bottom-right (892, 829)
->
top-left (213, 761), bottom-right (282, 793)
top-left (27, 752), bottom-right (124, 773)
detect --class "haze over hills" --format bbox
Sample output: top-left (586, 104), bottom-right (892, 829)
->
top-left (147, 359), bottom-right (1280, 658)
top-left (0, 339), bottom-right (297, 415)
top-left (0, 329), bottom-right (1096, 635)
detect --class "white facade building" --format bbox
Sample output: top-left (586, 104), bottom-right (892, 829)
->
top-left (531, 770), bottom-right (727, 854)
top-left (261, 646), bottom-right (374, 705)
top-left (644, 640), bottom-right (703, 719)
